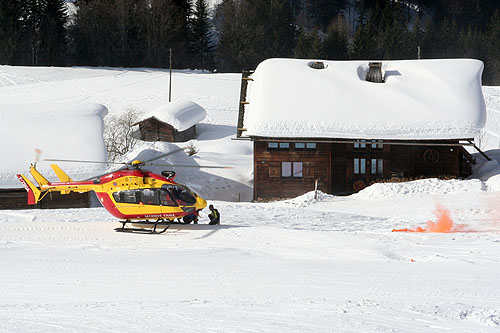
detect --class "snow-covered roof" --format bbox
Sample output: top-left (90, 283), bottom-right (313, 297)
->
top-left (0, 103), bottom-right (108, 187)
top-left (140, 100), bottom-right (206, 132)
top-left (243, 58), bottom-right (487, 140)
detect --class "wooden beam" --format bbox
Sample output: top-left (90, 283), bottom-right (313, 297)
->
top-left (467, 140), bottom-right (491, 161)
top-left (245, 137), bottom-right (475, 147)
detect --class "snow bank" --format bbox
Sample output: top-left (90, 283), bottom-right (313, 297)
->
top-left (139, 99), bottom-right (206, 132)
top-left (0, 103), bottom-right (108, 187)
top-left (282, 190), bottom-right (335, 207)
top-left (355, 178), bottom-right (486, 199)
top-left (244, 58), bottom-right (486, 139)
top-left (482, 86), bottom-right (500, 149)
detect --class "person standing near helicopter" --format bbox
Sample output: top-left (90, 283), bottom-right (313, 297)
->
top-left (208, 205), bottom-right (220, 225)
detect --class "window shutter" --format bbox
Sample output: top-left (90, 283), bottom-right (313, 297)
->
top-left (269, 162), bottom-right (280, 178)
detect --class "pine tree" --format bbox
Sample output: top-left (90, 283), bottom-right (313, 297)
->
top-left (0, 0), bottom-right (24, 64)
top-left (141, 0), bottom-right (184, 68)
top-left (484, 10), bottom-right (500, 85)
top-left (191, 0), bottom-right (214, 70)
top-left (171, 0), bottom-right (193, 68)
top-left (294, 29), bottom-right (325, 59)
top-left (23, 0), bottom-right (50, 66)
top-left (324, 15), bottom-right (349, 60)
top-left (217, 0), bottom-right (295, 72)
top-left (306, 0), bottom-right (348, 30)
top-left (351, 5), bottom-right (381, 59)
top-left (293, 28), bottom-right (312, 58)
top-left (38, 0), bottom-right (68, 66)
top-left (309, 30), bottom-right (325, 59)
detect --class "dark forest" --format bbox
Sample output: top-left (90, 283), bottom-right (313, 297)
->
top-left (1, 0), bottom-right (499, 84)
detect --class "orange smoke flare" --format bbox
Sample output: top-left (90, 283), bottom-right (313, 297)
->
top-left (392, 205), bottom-right (467, 233)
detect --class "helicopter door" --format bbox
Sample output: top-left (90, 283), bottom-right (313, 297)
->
top-left (160, 190), bottom-right (177, 207)
top-left (159, 189), bottom-right (185, 218)
top-left (162, 184), bottom-right (197, 206)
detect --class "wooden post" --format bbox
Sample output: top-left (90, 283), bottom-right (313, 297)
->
top-left (169, 48), bottom-right (172, 102)
top-left (314, 179), bottom-right (319, 200)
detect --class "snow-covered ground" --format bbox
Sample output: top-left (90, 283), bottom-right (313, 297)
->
top-left (0, 65), bottom-right (500, 332)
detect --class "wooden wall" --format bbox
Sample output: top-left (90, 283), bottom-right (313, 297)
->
top-left (0, 189), bottom-right (90, 210)
top-left (253, 139), bottom-right (465, 200)
top-left (253, 141), bottom-right (330, 200)
top-left (175, 126), bottom-right (196, 142)
top-left (138, 118), bottom-right (196, 142)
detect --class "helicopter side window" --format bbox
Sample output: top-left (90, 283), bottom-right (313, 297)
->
top-left (162, 184), bottom-right (196, 205)
top-left (140, 189), bottom-right (160, 205)
top-left (125, 191), bottom-right (138, 203)
top-left (113, 190), bottom-right (139, 204)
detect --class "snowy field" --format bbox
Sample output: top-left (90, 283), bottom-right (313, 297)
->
top-left (0, 65), bottom-right (500, 332)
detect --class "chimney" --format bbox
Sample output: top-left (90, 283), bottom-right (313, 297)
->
top-left (366, 62), bottom-right (384, 83)
top-left (308, 61), bottom-right (325, 69)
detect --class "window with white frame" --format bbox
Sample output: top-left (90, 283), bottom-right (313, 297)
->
top-left (354, 140), bottom-right (367, 149)
top-left (354, 158), bottom-right (366, 174)
top-left (279, 142), bottom-right (290, 149)
top-left (268, 142), bottom-right (290, 150)
top-left (293, 162), bottom-right (303, 177)
top-left (282, 161), bottom-right (303, 178)
top-left (371, 139), bottom-right (383, 149)
top-left (295, 142), bottom-right (317, 150)
top-left (268, 142), bottom-right (278, 149)
top-left (371, 159), bottom-right (384, 175)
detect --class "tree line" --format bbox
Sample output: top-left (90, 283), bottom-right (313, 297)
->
top-left (1, 0), bottom-right (499, 84)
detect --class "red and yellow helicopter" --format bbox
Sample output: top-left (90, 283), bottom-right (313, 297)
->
top-left (17, 148), bottom-right (221, 233)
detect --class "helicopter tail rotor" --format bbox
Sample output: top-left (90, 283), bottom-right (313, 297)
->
top-left (34, 148), bottom-right (42, 164)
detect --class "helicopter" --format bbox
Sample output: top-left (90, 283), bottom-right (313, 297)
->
top-left (17, 148), bottom-right (225, 233)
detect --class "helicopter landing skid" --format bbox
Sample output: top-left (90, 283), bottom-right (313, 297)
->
top-left (115, 219), bottom-right (171, 234)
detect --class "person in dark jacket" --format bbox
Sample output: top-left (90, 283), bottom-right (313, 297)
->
top-left (208, 205), bottom-right (220, 225)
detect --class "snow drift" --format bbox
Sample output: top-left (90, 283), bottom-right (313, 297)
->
top-left (0, 103), bottom-right (108, 187)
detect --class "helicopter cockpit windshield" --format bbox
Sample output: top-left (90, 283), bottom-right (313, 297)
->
top-left (162, 184), bottom-right (197, 205)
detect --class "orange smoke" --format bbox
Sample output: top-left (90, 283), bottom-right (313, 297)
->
top-left (392, 205), bottom-right (467, 233)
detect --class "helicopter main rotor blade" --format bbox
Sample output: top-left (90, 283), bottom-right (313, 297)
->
top-left (146, 163), bottom-right (233, 169)
top-left (44, 158), bottom-right (127, 165)
top-left (141, 147), bottom-right (188, 164)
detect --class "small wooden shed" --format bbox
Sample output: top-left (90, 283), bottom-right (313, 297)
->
top-left (134, 100), bottom-right (206, 142)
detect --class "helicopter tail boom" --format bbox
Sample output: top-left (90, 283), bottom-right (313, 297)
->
top-left (17, 174), bottom-right (42, 205)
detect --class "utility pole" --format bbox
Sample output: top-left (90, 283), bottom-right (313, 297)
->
top-left (417, 46), bottom-right (421, 60)
top-left (169, 48), bottom-right (172, 102)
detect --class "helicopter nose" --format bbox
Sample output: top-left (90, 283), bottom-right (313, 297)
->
top-left (195, 196), bottom-right (207, 210)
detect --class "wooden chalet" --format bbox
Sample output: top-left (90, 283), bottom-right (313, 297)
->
top-left (236, 59), bottom-right (488, 200)
top-left (134, 100), bottom-right (206, 142)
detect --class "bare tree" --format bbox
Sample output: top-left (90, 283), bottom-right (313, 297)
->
top-left (104, 106), bottom-right (143, 162)
top-left (475, 128), bottom-right (487, 150)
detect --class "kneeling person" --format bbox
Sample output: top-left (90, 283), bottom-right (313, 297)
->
top-left (208, 205), bottom-right (220, 225)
